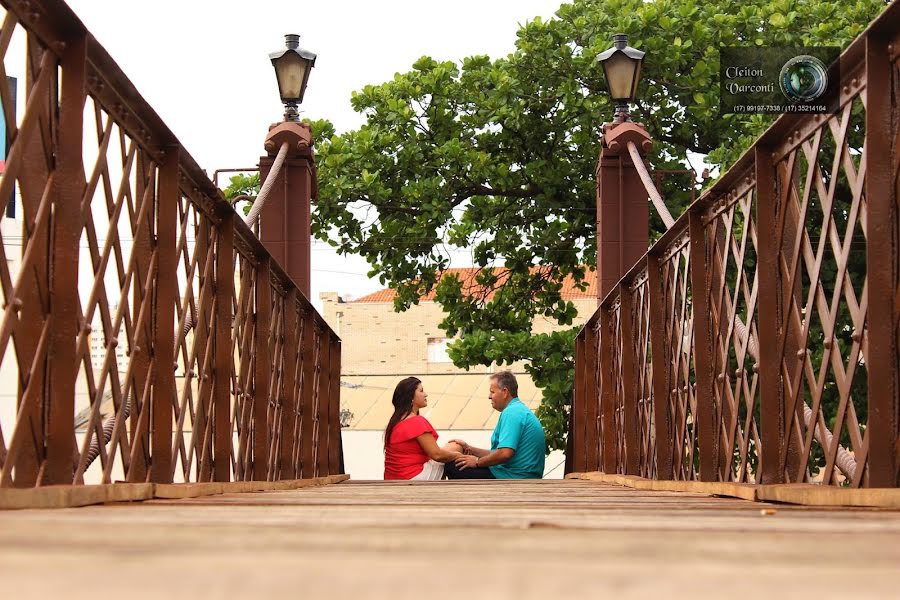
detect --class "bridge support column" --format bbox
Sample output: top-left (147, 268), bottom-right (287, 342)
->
top-left (596, 122), bottom-right (651, 301)
top-left (258, 121), bottom-right (316, 299)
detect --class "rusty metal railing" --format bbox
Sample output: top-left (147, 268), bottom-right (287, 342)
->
top-left (570, 3), bottom-right (900, 487)
top-left (0, 0), bottom-right (343, 487)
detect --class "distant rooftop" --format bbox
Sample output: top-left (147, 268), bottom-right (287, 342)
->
top-left (352, 267), bottom-right (597, 303)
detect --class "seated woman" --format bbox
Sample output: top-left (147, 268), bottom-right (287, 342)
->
top-left (383, 377), bottom-right (462, 480)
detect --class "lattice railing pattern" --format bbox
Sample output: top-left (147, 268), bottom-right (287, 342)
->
top-left (703, 169), bottom-right (762, 483)
top-left (0, 0), bottom-right (342, 487)
top-left (608, 298), bottom-right (625, 472)
top-left (629, 273), bottom-right (655, 479)
top-left (571, 6), bottom-right (899, 487)
top-left (660, 238), bottom-right (697, 481)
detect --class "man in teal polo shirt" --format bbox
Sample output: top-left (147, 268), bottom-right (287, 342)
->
top-left (444, 370), bottom-right (545, 479)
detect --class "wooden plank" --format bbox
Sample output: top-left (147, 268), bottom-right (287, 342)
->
top-left (154, 474), bottom-right (348, 499)
top-left (0, 475), bottom-right (350, 508)
top-left (565, 471), bottom-right (759, 501)
top-left (2, 477), bottom-right (900, 600)
top-left (566, 472), bottom-right (900, 507)
top-left (0, 483), bottom-right (153, 510)
top-left (758, 484), bottom-right (900, 509)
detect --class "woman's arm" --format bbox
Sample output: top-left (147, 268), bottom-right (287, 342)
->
top-left (448, 439), bottom-right (488, 457)
top-left (416, 433), bottom-right (462, 463)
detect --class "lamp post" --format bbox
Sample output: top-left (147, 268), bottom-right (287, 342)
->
top-left (269, 34), bottom-right (317, 122)
top-left (257, 34), bottom-right (319, 299)
top-left (593, 33), bottom-right (652, 304)
top-left (596, 33), bottom-right (645, 122)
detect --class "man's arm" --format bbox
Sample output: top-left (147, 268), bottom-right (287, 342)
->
top-left (449, 439), bottom-right (489, 457)
top-left (454, 447), bottom-right (514, 470)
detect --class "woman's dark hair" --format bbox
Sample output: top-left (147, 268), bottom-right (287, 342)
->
top-left (384, 377), bottom-right (421, 451)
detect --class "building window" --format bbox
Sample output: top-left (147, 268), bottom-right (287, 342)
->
top-left (427, 337), bottom-right (452, 363)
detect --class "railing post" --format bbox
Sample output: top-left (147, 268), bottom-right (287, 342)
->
top-left (619, 283), bottom-right (640, 475)
top-left (280, 290), bottom-right (300, 480)
top-left (298, 309), bottom-right (316, 478)
top-left (315, 323), bottom-right (331, 476)
top-left (569, 332), bottom-right (586, 473)
top-left (253, 258), bottom-right (272, 480)
top-left (150, 144), bottom-right (179, 484)
top-left (865, 33), bottom-right (899, 487)
top-left (328, 333), bottom-right (342, 474)
top-left (127, 151), bottom-right (156, 484)
top-left (688, 208), bottom-right (718, 481)
top-left (45, 34), bottom-right (86, 485)
top-left (647, 251), bottom-right (673, 479)
top-left (193, 219), bottom-right (213, 482)
top-left (599, 303), bottom-right (617, 473)
top-left (213, 214), bottom-right (234, 482)
top-left (316, 323), bottom-right (331, 477)
top-left (584, 325), bottom-right (601, 471)
top-left (755, 145), bottom-right (786, 484)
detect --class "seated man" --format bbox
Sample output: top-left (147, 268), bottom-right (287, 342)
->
top-left (445, 370), bottom-right (545, 479)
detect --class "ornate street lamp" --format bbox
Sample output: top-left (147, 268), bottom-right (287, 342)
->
top-left (596, 33), bottom-right (645, 122)
top-left (270, 34), bottom-right (317, 122)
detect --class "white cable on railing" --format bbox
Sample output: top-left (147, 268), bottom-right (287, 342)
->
top-left (626, 140), bottom-right (675, 229)
top-left (245, 140), bottom-right (290, 230)
top-left (733, 317), bottom-right (857, 481)
top-left (174, 143), bottom-right (288, 336)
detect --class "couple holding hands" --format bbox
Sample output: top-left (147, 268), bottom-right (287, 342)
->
top-left (383, 371), bottom-right (546, 481)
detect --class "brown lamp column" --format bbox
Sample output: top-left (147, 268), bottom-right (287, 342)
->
top-left (259, 121), bottom-right (317, 298)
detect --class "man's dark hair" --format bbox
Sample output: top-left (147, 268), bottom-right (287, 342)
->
top-left (491, 370), bottom-right (518, 397)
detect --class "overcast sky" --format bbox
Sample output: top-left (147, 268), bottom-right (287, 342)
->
top-left (64, 0), bottom-right (570, 307)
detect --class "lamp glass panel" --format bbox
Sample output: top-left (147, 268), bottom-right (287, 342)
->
top-left (274, 52), bottom-right (307, 101)
top-left (603, 52), bottom-right (638, 101)
top-left (630, 62), bottom-right (643, 98)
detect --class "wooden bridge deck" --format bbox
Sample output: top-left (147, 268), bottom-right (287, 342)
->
top-left (2, 479), bottom-right (899, 599)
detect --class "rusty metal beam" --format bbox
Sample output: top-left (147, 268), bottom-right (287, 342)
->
top-left (865, 34), bottom-right (899, 487)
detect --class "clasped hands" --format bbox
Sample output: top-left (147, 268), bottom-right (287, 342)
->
top-left (449, 438), bottom-right (480, 470)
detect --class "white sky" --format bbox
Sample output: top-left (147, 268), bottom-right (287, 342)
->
top-left (65, 0), bottom-right (570, 309)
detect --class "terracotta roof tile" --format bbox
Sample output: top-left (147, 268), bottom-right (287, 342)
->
top-left (352, 267), bottom-right (596, 303)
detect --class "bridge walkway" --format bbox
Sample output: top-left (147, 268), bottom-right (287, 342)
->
top-left (2, 479), bottom-right (898, 598)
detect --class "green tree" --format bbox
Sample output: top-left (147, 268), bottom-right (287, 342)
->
top-left (309, 0), bottom-right (885, 451)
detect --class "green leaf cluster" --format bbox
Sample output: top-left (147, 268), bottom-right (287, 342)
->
top-left (310, 0), bottom-right (886, 452)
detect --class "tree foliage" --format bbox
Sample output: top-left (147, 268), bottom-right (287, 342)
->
top-left (222, 172), bottom-right (260, 201)
top-left (309, 0), bottom-right (886, 451)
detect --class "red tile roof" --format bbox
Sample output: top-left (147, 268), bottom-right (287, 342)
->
top-left (352, 267), bottom-right (597, 303)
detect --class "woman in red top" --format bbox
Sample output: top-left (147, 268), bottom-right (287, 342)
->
top-left (383, 377), bottom-right (462, 480)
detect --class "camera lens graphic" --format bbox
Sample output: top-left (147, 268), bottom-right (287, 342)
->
top-left (779, 55), bottom-right (828, 102)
